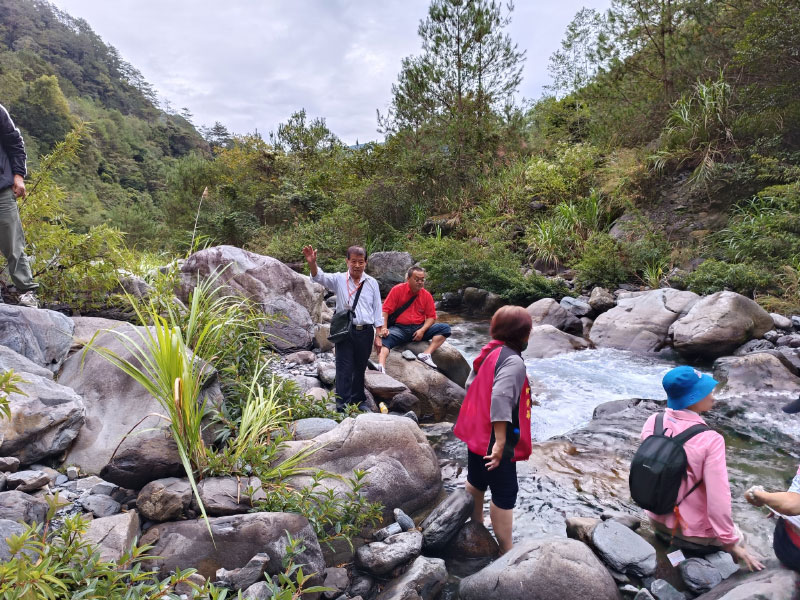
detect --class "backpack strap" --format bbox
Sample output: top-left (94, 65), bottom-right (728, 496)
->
top-left (672, 424), bottom-right (710, 445)
top-left (350, 280), bottom-right (364, 312)
top-left (388, 293), bottom-right (418, 326)
top-left (654, 412), bottom-right (665, 435)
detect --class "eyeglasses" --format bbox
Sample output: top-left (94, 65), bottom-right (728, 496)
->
top-left (412, 277), bottom-right (426, 283)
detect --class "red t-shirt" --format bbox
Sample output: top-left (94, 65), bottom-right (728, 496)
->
top-left (383, 282), bottom-right (436, 325)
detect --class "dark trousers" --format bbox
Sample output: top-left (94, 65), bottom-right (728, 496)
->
top-left (774, 518), bottom-right (800, 572)
top-left (335, 325), bottom-right (374, 409)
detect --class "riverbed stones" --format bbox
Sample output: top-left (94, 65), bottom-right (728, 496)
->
top-left (83, 510), bottom-right (141, 562)
top-left (649, 579), bottom-right (686, 600)
top-left (589, 287), bottom-right (617, 314)
top-left (733, 339), bottom-right (775, 355)
top-left (0, 345), bottom-right (53, 380)
top-left (292, 417), bottom-right (338, 440)
top-left (693, 568), bottom-right (799, 599)
top-left (0, 457), bottom-right (19, 472)
top-left (590, 289), bottom-right (699, 353)
top-left (392, 341), bottom-right (470, 387)
top-left (591, 519), bottom-right (657, 578)
top-left (216, 553), bottom-right (270, 591)
top-left (523, 324), bottom-right (592, 359)
top-left (318, 362), bottom-right (336, 386)
top-left (141, 512), bottom-right (324, 583)
top-left (194, 476), bottom-right (266, 516)
top-left (178, 246), bottom-right (328, 351)
top-left (771, 313), bottom-right (793, 330)
top-left (355, 531), bottom-right (423, 575)
top-left (285, 350), bottom-right (315, 364)
top-left (0, 372), bottom-right (85, 465)
top-left (6, 469), bottom-right (50, 492)
top-left (0, 519), bottom-right (27, 561)
top-left (444, 521), bottom-right (499, 559)
top-left (364, 371), bottom-right (408, 399)
top-left (321, 567), bottom-right (349, 600)
top-left (526, 298), bottom-right (583, 336)
top-left (704, 551), bottom-right (739, 579)
top-left (459, 537), bottom-right (620, 600)
top-left (421, 489), bottom-right (474, 551)
top-left (560, 296), bottom-right (593, 318)
top-left (0, 490), bottom-right (48, 523)
top-left (565, 516), bottom-right (600, 544)
top-left (137, 477), bottom-right (192, 522)
top-left (0, 305), bottom-right (74, 373)
top-left (365, 251), bottom-right (415, 297)
top-left (679, 557), bottom-right (722, 595)
top-left (81, 494), bottom-right (121, 517)
top-left (375, 556), bottom-right (447, 600)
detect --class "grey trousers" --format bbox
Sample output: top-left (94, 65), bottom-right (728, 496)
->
top-left (0, 186), bottom-right (38, 292)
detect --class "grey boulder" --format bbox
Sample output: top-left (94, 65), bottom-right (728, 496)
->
top-left (693, 568), bottom-right (799, 599)
top-left (0, 490), bottom-right (48, 524)
top-left (292, 418), bottom-right (338, 440)
top-left (5, 470), bottom-right (50, 492)
top-left (526, 298), bottom-right (583, 336)
top-left (679, 557), bottom-right (723, 595)
top-left (420, 489), bottom-right (474, 551)
top-left (0, 345), bottom-right (53, 380)
top-left (137, 477), bottom-right (192, 522)
top-left (0, 305), bottom-right (74, 373)
top-left (523, 324), bottom-right (592, 359)
top-left (589, 287), bottom-right (616, 313)
top-left (0, 519), bottom-right (27, 561)
top-left (591, 519), bottom-right (656, 578)
top-left (388, 341), bottom-right (470, 388)
top-left (81, 494), bottom-right (121, 518)
top-left (83, 510), bottom-right (141, 562)
top-left (355, 530), bottom-right (423, 575)
top-left (194, 476), bottom-right (266, 516)
top-left (375, 556), bottom-right (447, 600)
top-left (366, 251), bottom-right (415, 297)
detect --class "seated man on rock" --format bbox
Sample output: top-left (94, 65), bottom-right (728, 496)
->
top-left (377, 266), bottom-right (451, 372)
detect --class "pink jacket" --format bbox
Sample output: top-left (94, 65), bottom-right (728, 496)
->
top-left (640, 409), bottom-right (739, 545)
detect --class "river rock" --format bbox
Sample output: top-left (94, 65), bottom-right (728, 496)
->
top-left (776, 333), bottom-right (800, 347)
top-left (650, 579), bottom-right (686, 600)
top-left (5, 470), bottom-right (50, 492)
top-left (693, 568), bottom-right (799, 599)
top-left (0, 345), bottom-right (53, 380)
top-left (293, 418), bottom-right (338, 440)
top-left (194, 476), bottom-right (266, 516)
top-left (137, 477), bottom-right (192, 522)
top-left (60, 324), bottom-right (223, 489)
top-left (0, 490), bottom-right (48, 523)
top-left (178, 246), bottom-right (328, 352)
top-left (459, 537), bottom-right (620, 600)
top-left (635, 590), bottom-right (656, 600)
top-left (285, 350), bottom-right (315, 364)
top-left (565, 516), bottom-right (600, 544)
top-left (375, 349), bottom-right (465, 420)
top-left (387, 390), bottom-right (420, 414)
top-left (771, 313), bottom-right (792, 330)
top-left (0, 305), bottom-right (74, 373)
top-left (375, 556), bottom-right (447, 600)
top-left (463, 288), bottom-right (489, 312)
top-left (283, 414), bottom-right (442, 519)
top-left (83, 510), bottom-right (141, 562)
top-left (705, 550), bottom-right (739, 579)
top-left (0, 371), bottom-right (85, 466)
top-left (141, 512), bottom-right (324, 584)
top-left (591, 518), bottom-right (656, 577)
top-left (590, 289), bottom-right (699, 353)
top-left (0, 457), bottom-right (19, 472)
top-left (314, 324), bottom-right (334, 352)
top-left (355, 531), bottom-right (423, 575)
top-left (671, 291), bottom-right (774, 360)
top-left (589, 287), bottom-right (616, 313)
top-left (523, 324), bottom-right (592, 359)
top-left (0, 519), bottom-right (26, 561)
top-left (365, 251), bottom-right (415, 297)
top-left (364, 371), bottom-right (408, 399)
top-left (733, 339), bottom-right (775, 355)
top-left (679, 557), bottom-right (723, 595)
top-left (216, 553), bottom-right (270, 591)
top-left (391, 341), bottom-right (469, 388)
top-left (243, 582), bottom-right (270, 599)
top-left (526, 298), bottom-right (583, 336)
top-left (444, 520), bottom-right (499, 559)
top-left (561, 296), bottom-right (593, 318)
top-left (421, 489), bottom-right (474, 551)
top-left (601, 511), bottom-right (641, 530)
top-left (81, 494), bottom-right (121, 517)
top-left (322, 567), bottom-right (349, 599)
top-left (318, 362), bottom-right (336, 386)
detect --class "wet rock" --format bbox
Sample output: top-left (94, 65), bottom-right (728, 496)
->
top-left (388, 390), bottom-right (420, 415)
top-left (355, 531), bottom-right (423, 575)
top-left (364, 371), bottom-right (408, 399)
top-left (590, 289), bottom-right (699, 353)
top-left (349, 572), bottom-right (374, 598)
top-left (523, 324), bottom-right (592, 359)
top-left (0, 305), bottom-right (74, 373)
top-left (0, 490), bottom-right (48, 523)
top-left (375, 522), bottom-right (403, 541)
top-left (375, 556), bottom-right (446, 600)
top-left (0, 519), bottom-right (27, 560)
top-left (283, 414), bottom-right (442, 519)
top-left (0, 372), bottom-right (85, 466)
top-left (391, 341), bottom-right (469, 388)
top-left (693, 568), bottom-right (799, 599)
top-left (591, 519), bottom-right (657, 578)
top-left (83, 510), bottom-right (141, 562)
top-left (141, 512), bottom-right (324, 583)
top-left (733, 339), bottom-right (775, 355)
top-left (561, 296), bottom-right (593, 318)
top-left (293, 418), bottom-right (338, 440)
top-left (81, 494), bottom-right (121, 518)
top-left (671, 291), bottom-right (774, 360)
top-left (216, 553), bottom-right (270, 591)
top-left (679, 557), bottom-right (722, 595)
top-left (0, 457), bottom-right (19, 472)
top-left (394, 507), bottom-right (415, 531)
top-left (194, 477), bottom-right (266, 516)
top-left (771, 313), bottom-right (792, 330)
top-left (775, 347), bottom-right (800, 375)
top-left (526, 298), bottom-right (583, 336)
top-left (444, 520), bottom-right (499, 559)
top-left (581, 317), bottom-right (594, 337)
top-left (635, 590), bottom-right (656, 600)
top-left (649, 579), bottom-right (686, 600)
top-left (704, 550), bottom-right (739, 580)
top-left (459, 537), bottom-right (620, 600)
top-left (137, 477), bottom-right (192, 522)
top-left (365, 251), bottom-right (415, 298)
top-left (601, 511), bottom-right (641, 530)
top-left (322, 567), bottom-right (349, 600)
top-left (420, 489), bottom-right (474, 551)
top-left (589, 287), bottom-right (616, 313)
top-left (565, 516), bottom-right (600, 544)
top-left (318, 362), bottom-right (336, 386)
top-left (0, 345), bottom-right (53, 380)
top-left (6, 470), bottom-right (50, 492)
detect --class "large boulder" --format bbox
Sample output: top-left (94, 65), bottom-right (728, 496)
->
top-left (694, 568), bottom-right (799, 600)
top-left (194, 476), bottom-right (267, 516)
top-left (590, 289), bottom-right (699, 353)
top-left (0, 370), bottom-right (84, 465)
top-left (420, 489), bottom-right (474, 551)
top-left (375, 348), bottom-right (465, 420)
top-left (365, 251), bottom-right (415, 297)
top-left (355, 531), bottom-right (423, 575)
top-left (0, 305), bottom-right (74, 373)
top-left (671, 292), bottom-right (774, 360)
top-left (591, 519), bottom-right (656, 578)
top-left (60, 324), bottom-right (223, 489)
top-left (526, 299), bottom-right (583, 336)
top-left (0, 345), bottom-right (53, 380)
top-left (390, 341), bottom-right (470, 388)
top-left (83, 510), bottom-right (141, 562)
top-left (459, 537), bottom-right (621, 600)
top-left (0, 490), bottom-right (48, 524)
top-left (137, 477), bottom-right (192, 522)
top-left (283, 414), bottom-right (442, 519)
top-left (178, 246), bottom-right (327, 352)
top-left (140, 512), bottom-right (324, 585)
top-left (375, 556), bottom-right (447, 600)
top-left (523, 324), bottom-right (592, 359)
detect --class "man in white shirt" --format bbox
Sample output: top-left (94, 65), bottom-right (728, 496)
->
top-left (303, 244), bottom-right (383, 411)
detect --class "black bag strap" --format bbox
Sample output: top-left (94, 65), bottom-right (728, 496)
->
top-left (349, 280), bottom-right (364, 312)
top-left (655, 412), bottom-right (665, 435)
top-left (389, 294), bottom-right (418, 325)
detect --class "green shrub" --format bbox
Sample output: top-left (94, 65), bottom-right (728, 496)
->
top-left (573, 233), bottom-right (632, 289)
top-left (524, 142), bottom-right (600, 204)
top-left (683, 259), bottom-right (775, 297)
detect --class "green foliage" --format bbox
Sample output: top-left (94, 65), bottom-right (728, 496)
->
top-left (682, 259), bottom-right (774, 297)
top-left (524, 143), bottom-right (600, 204)
top-left (0, 370), bottom-right (25, 420)
top-left (573, 233), bottom-right (632, 289)
top-left (13, 75), bottom-right (75, 152)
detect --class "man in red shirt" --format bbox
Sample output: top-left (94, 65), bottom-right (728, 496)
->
top-left (377, 266), bottom-right (451, 372)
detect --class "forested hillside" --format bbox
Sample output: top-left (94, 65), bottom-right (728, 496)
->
top-left (1, 0), bottom-right (800, 312)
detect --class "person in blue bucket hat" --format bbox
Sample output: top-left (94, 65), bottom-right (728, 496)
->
top-left (638, 366), bottom-right (764, 571)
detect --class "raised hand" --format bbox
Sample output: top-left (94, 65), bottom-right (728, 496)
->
top-left (302, 245), bottom-right (317, 264)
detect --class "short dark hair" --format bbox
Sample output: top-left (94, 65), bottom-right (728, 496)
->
top-left (346, 246), bottom-right (367, 260)
top-left (490, 305), bottom-right (532, 352)
top-left (406, 266), bottom-right (425, 279)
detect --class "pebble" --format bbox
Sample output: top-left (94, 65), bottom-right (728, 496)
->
top-left (649, 579), bottom-right (686, 600)
top-left (394, 508), bottom-right (415, 531)
top-left (66, 466), bottom-right (79, 480)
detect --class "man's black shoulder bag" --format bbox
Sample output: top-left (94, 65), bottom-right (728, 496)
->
top-left (328, 281), bottom-right (364, 344)
top-left (387, 294), bottom-right (418, 327)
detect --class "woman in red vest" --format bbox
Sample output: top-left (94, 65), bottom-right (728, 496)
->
top-left (454, 305), bottom-right (533, 554)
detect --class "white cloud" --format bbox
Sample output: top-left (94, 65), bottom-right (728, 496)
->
top-left (50, 0), bottom-right (610, 144)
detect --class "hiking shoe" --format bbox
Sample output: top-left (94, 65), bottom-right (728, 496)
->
top-left (376, 364), bottom-right (386, 374)
top-left (417, 353), bottom-right (437, 369)
top-left (18, 291), bottom-right (39, 308)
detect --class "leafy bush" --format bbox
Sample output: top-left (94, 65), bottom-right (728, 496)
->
top-left (573, 233), bottom-right (632, 289)
top-left (524, 142), bottom-right (600, 204)
top-left (683, 259), bottom-right (775, 297)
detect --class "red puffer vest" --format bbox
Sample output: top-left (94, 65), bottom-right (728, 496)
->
top-left (453, 340), bottom-right (532, 461)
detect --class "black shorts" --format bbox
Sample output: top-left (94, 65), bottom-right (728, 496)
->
top-left (774, 518), bottom-right (800, 572)
top-left (466, 450), bottom-right (518, 510)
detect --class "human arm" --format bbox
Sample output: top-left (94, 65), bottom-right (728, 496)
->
top-left (303, 246), bottom-right (338, 291)
top-left (371, 278), bottom-right (383, 328)
top-left (0, 105), bottom-right (26, 180)
top-left (703, 434), bottom-right (740, 547)
top-left (484, 421), bottom-right (507, 471)
top-left (379, 313), bottom-right (389, 337)
top-left (12, 174), bottom-right (25, 198)
top-left (747, 489), bottom-right (800, 515)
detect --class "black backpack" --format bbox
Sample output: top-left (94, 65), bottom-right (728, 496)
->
top-left (629, 413), bottom-right (709, 515)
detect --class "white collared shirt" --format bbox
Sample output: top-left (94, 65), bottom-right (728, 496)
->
top-left (311, 267), bottom-right (383, 327)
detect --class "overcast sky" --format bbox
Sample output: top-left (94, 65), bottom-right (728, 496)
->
top-left (50, 0), bottom-right (610, 144)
